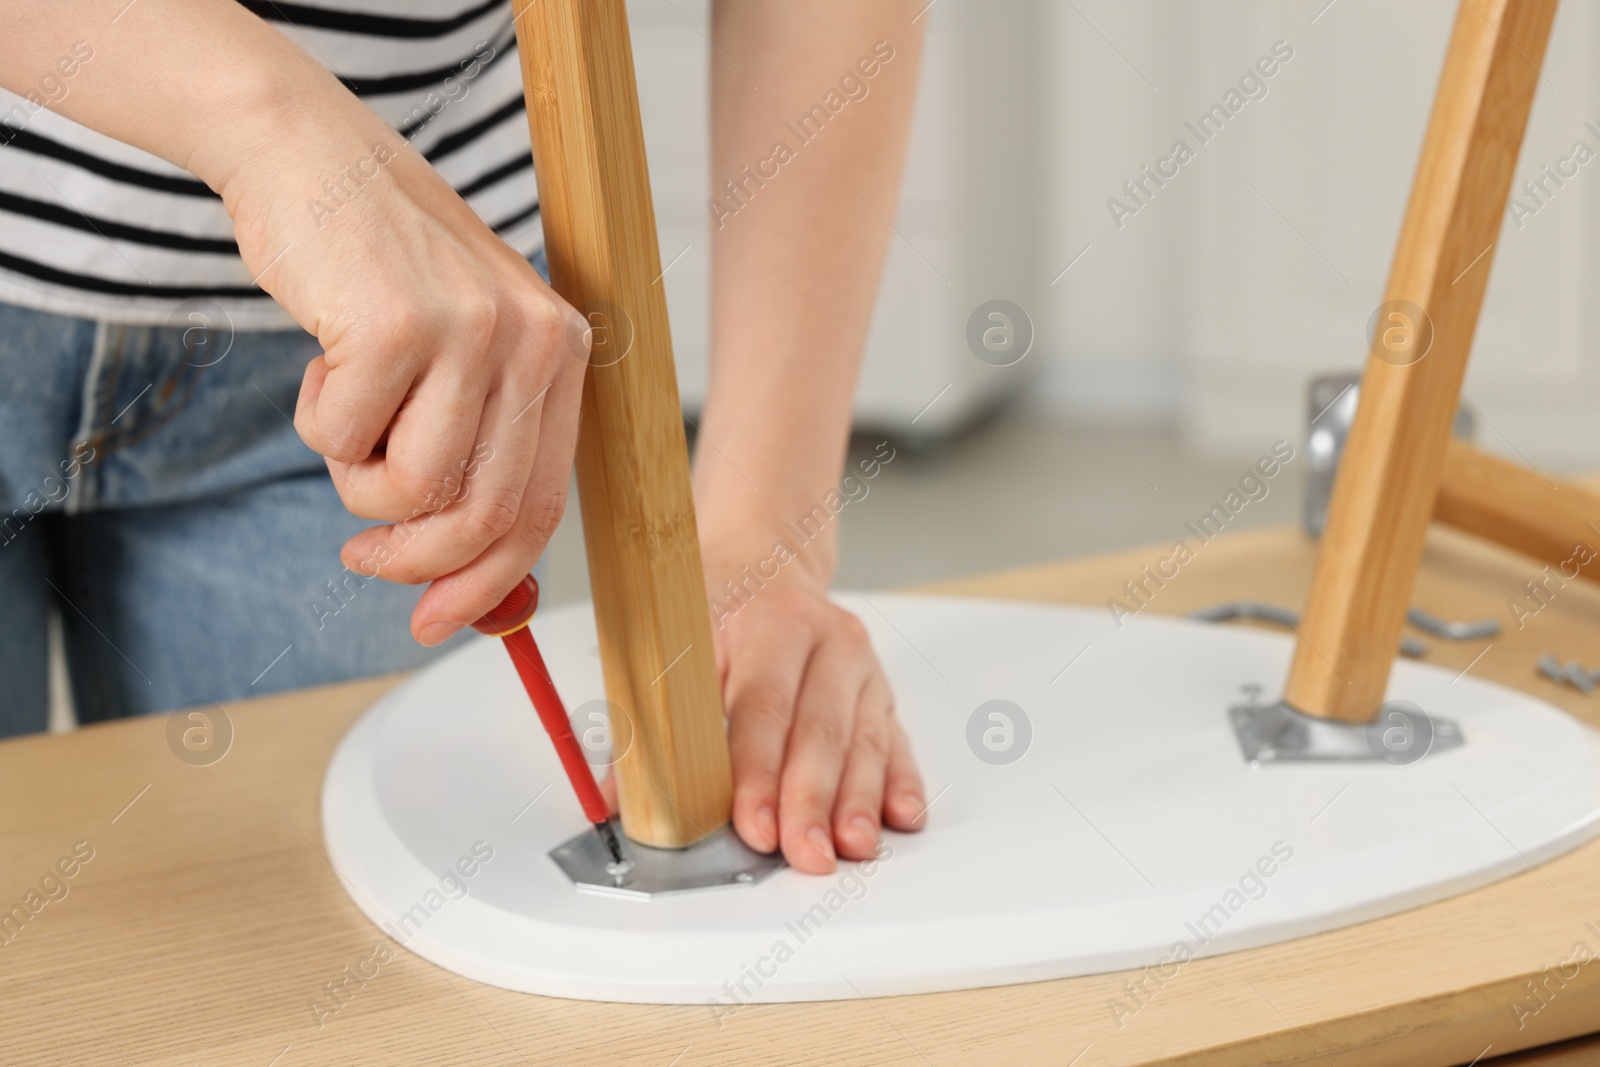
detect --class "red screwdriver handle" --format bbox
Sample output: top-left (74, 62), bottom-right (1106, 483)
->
top-left (472, 576), bottom-right (611, 827)
top-left (471, 574), bottom-right (540, 637)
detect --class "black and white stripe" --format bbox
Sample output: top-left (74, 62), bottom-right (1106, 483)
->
top-left (0, 0), bottom-right (540, 328)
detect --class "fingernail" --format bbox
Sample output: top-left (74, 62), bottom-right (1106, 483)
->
top-left (806, 824), bottom-right (835, 862)
top-left (418, 622), bottom-right (458, 647)
top-left (849, 814), bottom-right (878, 846)
top-left (898, 792), bottom-right (925, 821)
top-left (756, 804), bottom-right (777, 851)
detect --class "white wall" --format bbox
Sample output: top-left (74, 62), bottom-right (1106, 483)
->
top-left (1041, 0), bottom-right (1600, 467)
top-left (631, 0), bottom-right (1600, 468)
top-left (629, 0), bottom-right (1045, 440)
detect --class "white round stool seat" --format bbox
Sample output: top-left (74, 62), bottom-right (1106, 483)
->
top-left (322, 594), bottom-right (1600, 1004)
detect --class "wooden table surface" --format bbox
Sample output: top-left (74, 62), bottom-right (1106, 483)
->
top-left (5, 519), bottom-right (1600, 1067)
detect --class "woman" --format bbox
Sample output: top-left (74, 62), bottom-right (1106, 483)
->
top-left (0, 0), bottom-right (926, 873)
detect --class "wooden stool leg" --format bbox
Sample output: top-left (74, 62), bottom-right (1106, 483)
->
top-left (513, 0), bottom-right (732, 846)
top-left (1437, 440), bottom-right (1600, 584)
top-left (1285, 0), bottom-right (1558, 722)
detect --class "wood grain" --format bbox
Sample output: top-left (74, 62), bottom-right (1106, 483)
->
top-left (1437, 439), bottom-right (1600, 585)
top-left (513, 0), bottom-right (731, 847)
top-left (6, 511), bottom-right (1600, 1066)
top-left (1285, 0), bottom-right (1559, 722)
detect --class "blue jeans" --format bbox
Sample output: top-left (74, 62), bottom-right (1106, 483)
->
top-left (0, 278), bottom-right (553, 735)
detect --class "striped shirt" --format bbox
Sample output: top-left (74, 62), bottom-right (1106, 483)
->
top-left (0, 0), bottom-right (541, 330)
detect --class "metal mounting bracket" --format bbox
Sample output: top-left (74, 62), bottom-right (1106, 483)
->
top-left (550, 818), bottom-right (785, 899)
top-left (1228, 686), bottom-right (1464, 765)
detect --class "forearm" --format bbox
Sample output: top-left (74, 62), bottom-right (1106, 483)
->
top-left (0, 3), bottom-right (385, 214)
top-left (698, 0), bottom-right (924, 582)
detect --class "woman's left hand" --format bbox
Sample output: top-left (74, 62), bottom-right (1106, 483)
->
top-left (700, 544), bottom-right (926, 874)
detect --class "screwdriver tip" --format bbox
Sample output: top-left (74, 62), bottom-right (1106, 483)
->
top-left (595, 820), bottom-right (624, 866)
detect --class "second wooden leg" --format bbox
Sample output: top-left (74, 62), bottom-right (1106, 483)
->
top-left (1284, 0), bottom-right (1558, 722)
top-left (1435, 440), bottom-right (1600, 582)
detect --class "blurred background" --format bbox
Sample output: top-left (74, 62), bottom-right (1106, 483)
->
top-left (537, 0), bottom-right (1600, 608)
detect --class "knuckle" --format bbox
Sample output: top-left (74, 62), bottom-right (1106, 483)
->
top-left (375, 303), bottom-right (427, 348)
top-left (801, 709), bottom-right (852, 755)
top-left (530, 298), bottom-right (566, 340)
top-left (548, 301), bottom-right (590, 360)
top-left (834, 613), bottom-right (871, 652)
top-left (388, 460), bottom-right (454, 512)
top-left (735, 687), bottom-right (792, 733)
top-left (768, 585), bottom-right (822, 628)
top-left (316, 428), bottom-right (371, 464)
top-left (462, 485), bottom-right (523, 542)
top-left (517, 488), bottom-right (567, 546)
top-left (783, 782), bottom-right (835, 819)
top-left (533, 311), bottom-right (577, 365)
top-left (854, 720), bottom-right (893, 763)
top-left (458, 293), bottom-right (499, 351)
top-left (292, 404), bottom-right (317, 444)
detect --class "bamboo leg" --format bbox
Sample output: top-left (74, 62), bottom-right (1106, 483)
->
top-left (1436, 440), bottom-right (1600, 583)
top-left (1284, 0), bottom-right (1558, 722)
top-left (513, 0), bottom-right (732, 846)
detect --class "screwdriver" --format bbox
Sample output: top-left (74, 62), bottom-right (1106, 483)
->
top-left (471, 575), bottom-right (626, 867)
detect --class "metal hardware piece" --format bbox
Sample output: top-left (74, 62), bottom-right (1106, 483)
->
top-left (1190, 601), bottom-right (1298, 627)
top-left (550, 818), bottom-right (784, 899)
top-left (1569, 661), bottom-right (1597, 694)
top-left (1404, 607), bottom-right (1500, 641)
top-left (1191, 601), bottom-right (1427, 658)
top-left (1229, 686), bottom-right (1464, 764)
top-left (1540, 653), bottom-right (1598, 694)
top-left (1303, 372), bottom-right (1474, 537)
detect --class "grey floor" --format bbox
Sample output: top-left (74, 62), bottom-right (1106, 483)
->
top-left (536, 408), bottom-right (1306, 607)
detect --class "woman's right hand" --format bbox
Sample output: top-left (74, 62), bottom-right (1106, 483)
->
top-left (216, 68), bottom-right (589, 649)
top-left (1, 2), bottom-right (589, 641)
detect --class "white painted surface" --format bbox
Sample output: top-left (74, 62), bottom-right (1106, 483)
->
top-left (629, 1), bottom-right (1600, 461)
top-left (323, 595), bottom-right (1600, 1004)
